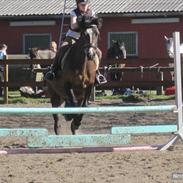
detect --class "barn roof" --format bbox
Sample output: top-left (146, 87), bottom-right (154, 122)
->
top-left (0, 0), bottom-right (183, 17)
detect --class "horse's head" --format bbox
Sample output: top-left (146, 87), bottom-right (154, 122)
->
top-left (107, 40), bottom-right (127, 60)
top-left (164, 35), bottom-right (174, 58)
top-left (79, 18), bottom-right (101, 60)
top-left (28, 47), bottom-right (39, 59)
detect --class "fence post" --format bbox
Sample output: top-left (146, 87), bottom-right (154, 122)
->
top-left (90, 86), bottom-right (95, 102)
top-left (156, 71), bottom-right (164, 95)
top-left (4, 58), bottom-right (8, 104)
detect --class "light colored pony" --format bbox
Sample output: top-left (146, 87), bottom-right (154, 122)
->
top-left (164, 35), bottom-right (183, 58)
top-left (164, 35), bottom-right (183, 81)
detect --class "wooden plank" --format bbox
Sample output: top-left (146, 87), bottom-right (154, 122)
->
top-left (96, 80), bottom-right (174, 89)
top-left (7, 54), bottom-right (29, 59)
top-left (0, 128), bottom-right (48, 137)
top-left (104, 58), bottom-right (172, 65)
top-left (100, 67), bottom-right (174, 72)
top-left (0, 59), bottom-right (53, 65)
top-left (0, 80), bottom-right (174, 88)
top-left (27, 134), bottom-right (131, 148)
top-left (111, 125), bottom-right (177, 134)
top-left (0, 145), bottom-right (160, 154)
top-left (0, 81), bottom-right (44, 87)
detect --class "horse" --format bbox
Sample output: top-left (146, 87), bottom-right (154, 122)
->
top-left (29, 47), bottom-right (56, 69)
top-left (164, 35), bottom-right (183, 78)
top-left (46, 17), bottom-right (102, 135)
top-left (107, 40), bottom-right (126, 60)
top-left (106, 40), bottom-right (127, 95)
top-left (164, 35), bottom-right (183, 59)
top-left (27, 46), bottom-right (57, 95)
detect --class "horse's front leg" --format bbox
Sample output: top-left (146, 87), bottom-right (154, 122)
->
top-left (71, 114), bottom-right (83, 135)
top-left (64, 82), bottom-right (78, 106)
top-left (51, 94), bottom-right (61, 135)
top-left (53, 114), bottom-right (59, 135)
top-left (82, 85), bottom-right (93, 107)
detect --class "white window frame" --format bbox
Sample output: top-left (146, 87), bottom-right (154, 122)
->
top-left (131, 18), bottom-right (179, 24)
top-left (10, 20), bottom-right (56, 27)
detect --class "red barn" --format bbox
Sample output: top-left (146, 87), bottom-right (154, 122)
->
top-left (0, 0), bottom-right (183, 84)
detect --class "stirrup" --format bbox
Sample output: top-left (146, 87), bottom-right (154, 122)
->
top-left (44, 71), bottom-right (56, 80)
top-left (96, 74), bottom-right (107, 84)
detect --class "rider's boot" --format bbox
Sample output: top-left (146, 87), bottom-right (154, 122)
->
top-left (44, 49), bottom-right (63, 80)
top-left (44, 66), bottom-right (57, 80)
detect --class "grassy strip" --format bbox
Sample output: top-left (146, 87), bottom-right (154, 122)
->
top-left (0, 90), bottom-right (49, 104)
top-left (0, 90), bottom-right (175, 104)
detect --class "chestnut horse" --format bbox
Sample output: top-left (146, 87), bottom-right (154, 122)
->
top-left (47, 18), bottom-right (102, 134)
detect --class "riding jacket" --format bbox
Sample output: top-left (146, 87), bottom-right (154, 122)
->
top-left (66, 8), bottom-right (95, 40)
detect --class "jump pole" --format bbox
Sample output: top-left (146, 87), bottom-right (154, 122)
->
top-left (0, 145), bottom-right (161, 155)
top-left (0, 105), bottom-right (176, 114)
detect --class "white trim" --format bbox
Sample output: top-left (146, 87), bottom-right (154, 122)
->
top-left (131, 18), bottom-right (179, 24)
top-left (108, 32), bottom-right (138, 56)
top-left (10, 21), bottom-right (56, 27)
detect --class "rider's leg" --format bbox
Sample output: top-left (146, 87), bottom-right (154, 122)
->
top-left (44, 37), bottom-right (72, 80)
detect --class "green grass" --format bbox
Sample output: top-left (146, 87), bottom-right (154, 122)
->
top-left (0, 90), bottom-right (175, 104)
top-left (0, 90), bottom-right (49, 104)
top-left (96, 91), bottom-right (175, 102)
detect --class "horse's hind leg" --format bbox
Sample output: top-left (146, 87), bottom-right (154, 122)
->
top-left (51, 94), bottom-right (61, 135)
top-left (71, 114), bottom-right (83, 135)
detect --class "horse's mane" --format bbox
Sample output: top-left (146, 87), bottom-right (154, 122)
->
top-left (78, 16), bottom-right (102, 32)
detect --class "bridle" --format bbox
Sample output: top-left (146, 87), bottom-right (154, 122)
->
top-left (82, 26), bottom-right (99, 59)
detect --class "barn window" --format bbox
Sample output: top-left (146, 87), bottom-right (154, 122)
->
top-left (108, 32), bottom-right (138, 57)
top-left (23, 33), bottom-right (51, 53)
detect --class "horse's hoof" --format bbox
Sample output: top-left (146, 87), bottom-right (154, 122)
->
top-left (71, 123), bottom-right (79, 135)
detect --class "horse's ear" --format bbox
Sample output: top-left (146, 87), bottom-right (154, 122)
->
top-left (164, 35), bottom-right (169, 40)
top-left (91, 17), bottom-right (103, 29)
top-left (121, 42), bottom-right (125, 46)
top-left (97, 17), bottom-right (103, 29)
top-left (112, 40), bottom-right (117, 44)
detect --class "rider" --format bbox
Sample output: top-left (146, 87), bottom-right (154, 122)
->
top-left (45, 0), bottom-right (106, 84)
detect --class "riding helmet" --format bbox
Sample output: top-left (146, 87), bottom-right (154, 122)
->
top-left (76, 0), bottom-right (89, 4)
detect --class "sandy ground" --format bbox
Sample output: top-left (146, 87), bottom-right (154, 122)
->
top-left (0, 99), bottom-right (183, 183)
